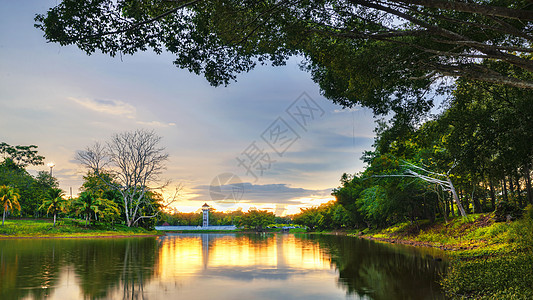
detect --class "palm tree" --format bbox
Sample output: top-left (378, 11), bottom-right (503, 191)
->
top-left (39, 188), bottom-right (67, 227)
top-left (0, 185), bottom-right (21, 226)
top-left (73, 191), bottom-right (100, 227)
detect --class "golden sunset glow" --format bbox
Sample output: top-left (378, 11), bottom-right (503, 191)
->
top-left (157, 236), bottom-right (204, 279)
top-left (156, 234), bottom-right (332, 281)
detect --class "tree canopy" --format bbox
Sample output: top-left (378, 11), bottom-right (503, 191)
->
top-left (35, 0), bottom-right (533, 118)
top-left (0, 142), bottom-right (44, 167)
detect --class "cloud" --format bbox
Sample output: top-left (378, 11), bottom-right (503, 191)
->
top-left (68, 97), bottom-right (136, 118)
top-left (136, 120), bottom-right (176, 128)
top-left (188, 182), bottom-right (333, 205)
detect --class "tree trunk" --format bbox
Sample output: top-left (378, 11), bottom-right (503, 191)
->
top-left (515, 176), bottom-right (522, 207)
top-left (458, 189), bottom-right (468, 214)
top-left (2, 209), bottom-right (5, 226)
top-left (473, 194), bottom-right (482, 213)
top-left (442, 200), bottom-right (448, 223)
top-left (481, 182), bottom-right (489, 212)
top-left (502, 178), bottom-right (508, 202)
top-left (450, 193), bottom-right (455, 217)
top-left (447, 177), bottom-right (467, 217)
top-left (53, 213), bottom-right (57, 227)
top-left (472, 183), bottom-right (482, 213)
top-left (489, 179), bottom-right (497, 210)
top-left (524, 165), bottom-right (533, 205)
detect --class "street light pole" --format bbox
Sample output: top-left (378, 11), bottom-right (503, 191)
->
top-left (47, 162), bottom-right (55, 177)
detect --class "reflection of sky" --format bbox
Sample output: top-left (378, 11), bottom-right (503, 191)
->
top-left (1, 235), bottom-right (446, 300)
top-left (156, 234), bottom-right (332, 277)
top-left (148, 234), bottom-right (349, 300)
top-left (0, 1), bottom-right (377, 214)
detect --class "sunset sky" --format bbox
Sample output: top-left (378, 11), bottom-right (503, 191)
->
top-left (0, 1), bottom-right (377, 215)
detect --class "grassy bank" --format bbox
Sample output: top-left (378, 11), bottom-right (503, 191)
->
top-left (0, 218), bottom-right (159, 238)
top-left (356, 208), bottom-right (533, 299)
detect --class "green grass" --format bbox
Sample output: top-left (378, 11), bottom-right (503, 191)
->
top-left (443, 251), bottom-right (533, 299)
top-left (0, 218), bottom-right (158, 238)
top-left (357, 208), bottom-right (533, 299)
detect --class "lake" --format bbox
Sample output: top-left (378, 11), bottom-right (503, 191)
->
top-left (0, 233), bottom-right (448, 299)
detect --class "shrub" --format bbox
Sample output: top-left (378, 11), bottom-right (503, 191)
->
top-left (494, 201), bottom-right (523, 222)
top-left (509, 205), bottom-right (533, 250)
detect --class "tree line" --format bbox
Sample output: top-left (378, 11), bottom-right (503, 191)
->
top-left (313, 76), bottom-right (533, 230)
top-left (1, 133), bottom-right (287, 231)
top-left (160, 208), bottom-right (292, 231)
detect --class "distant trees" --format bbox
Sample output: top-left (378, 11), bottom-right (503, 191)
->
top-left (0, 185), bottom-right (21, 226)
top-left (160, 208), bottom-right (277, 230)
top-left (76, 129), bottom-right (170, 227)
top-left (239, 209), bottom-right (275, 231)
top-left (292, 201), bottom-right (354, 231)
top-left (0, 143), bottom-right (56, 218)
top-left (160, 211), bottom-right (202, 226)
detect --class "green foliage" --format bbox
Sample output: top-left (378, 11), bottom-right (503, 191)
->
top-left (39, 188), bottom-right (68, 226)
top-left (494, 201), bottom-right (524, 222)
top-left (362, 213), bottom-right (533, 298)
top-left (0, 142), bottom-right (45, 167)
top-left (334, 152), bottom-right (444, 229)
top-left (239, 209), bottom-right (275, 231)
top-left (0, 185), bottom-right (21, 225)
top-left (292, 201), bottom-right (354, 231)
top-left (36, 0), bottom-right (533, 115)
top-left (508, 205), bottom-right (533, 251)
top-left (71, 191), bottom-right (120, 227)
top-left (0, 142), bottom-right (57, 218)
top-left (442, 251), bottom-right (533, 299)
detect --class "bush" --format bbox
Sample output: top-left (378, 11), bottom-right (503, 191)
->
top-left (494, 201), bottom-right (523, 222)
top-left (509, 205), bottom-right (533, 251)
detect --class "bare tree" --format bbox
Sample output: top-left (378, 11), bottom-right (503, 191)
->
top-left (76, 129), bottom-right (172, 227)
top-left (402, 162), bottom-right (467, 218)
top-left (374, 161), bottom-right (467, 218)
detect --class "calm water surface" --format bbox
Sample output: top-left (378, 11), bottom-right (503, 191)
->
top-left (0, 234), bottom-right (448, 299)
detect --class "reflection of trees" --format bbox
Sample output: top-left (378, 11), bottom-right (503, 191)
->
top-left (71, 238), bottom-right (160, 299)
top-left (2, 234), bottom-right (448, 299)
top-left (235, 232), bottom-right (274, 244)
top-left (0, 238), bottom-right (160, 300)
top-left (303, 235), bottom-right (448, 300)
top-left (0, 239), bottom-right (62, 299)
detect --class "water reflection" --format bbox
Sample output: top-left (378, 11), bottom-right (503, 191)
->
top-left (307, 235), bottom-right (448, 300)
top-left (0, 234), bottom-right (447, 299)
top-left (156, 234), bottom-right (332, 281)
top-left (0, 238), bottom-right (159, 299)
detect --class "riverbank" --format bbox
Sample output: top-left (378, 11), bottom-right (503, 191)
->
top-left (354, 210), bottom-right (533, 299)
top-left (0, 219), bottom-right (160, 239)
top-left (0, 219), bottom-right (307, 238)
